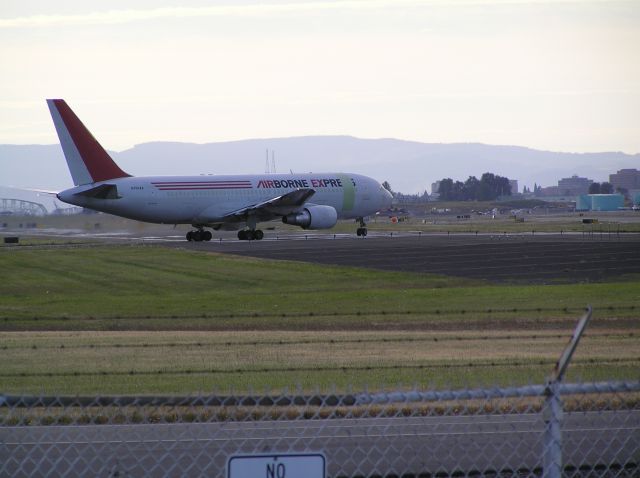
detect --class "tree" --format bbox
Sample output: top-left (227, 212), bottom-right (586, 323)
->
top-left (435, 173), bottom-right (512, 201)
top-left (600, 182), bottom-right (614, 194)
top-left (452, 180), bottom-right (466, 200)
top-left (438, 178), bottom-right (454, 200)
top-left (533, 183), bottom-right (542, 197)
top-left (589, 182), bottom-right (614, 194)
top-left (464, 176), bottom-right (480, 200)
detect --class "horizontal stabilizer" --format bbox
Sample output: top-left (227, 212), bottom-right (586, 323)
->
top-left (73, 184), bottom-right (121, 199)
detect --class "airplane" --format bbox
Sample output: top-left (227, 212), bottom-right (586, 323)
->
top-left (47, 99), bottom-right (393, 241)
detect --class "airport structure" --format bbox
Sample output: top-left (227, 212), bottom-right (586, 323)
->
top-left (576, 194), bottom-right (624, 211)
top-left (0, 198), bottom-right (47, 216)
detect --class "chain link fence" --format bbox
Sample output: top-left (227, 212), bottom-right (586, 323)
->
top-left (1, 380), bottom-right (639, 477)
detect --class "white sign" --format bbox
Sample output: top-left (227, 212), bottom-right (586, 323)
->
top-left (227, 453), bottom-right (326, 478)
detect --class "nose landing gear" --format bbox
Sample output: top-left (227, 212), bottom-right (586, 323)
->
top-left (356, 217), bottom-right (368, 237)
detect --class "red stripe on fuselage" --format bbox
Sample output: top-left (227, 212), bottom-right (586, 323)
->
top-left (52, 100), bottom-right (129, 183)
top-left (156, 186), bottom-right (252, 190)
top-left (152, 182), bottom-right (252, 186)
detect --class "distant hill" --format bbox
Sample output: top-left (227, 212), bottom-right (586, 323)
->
top-left (1, 137), bottom-right (638, 195)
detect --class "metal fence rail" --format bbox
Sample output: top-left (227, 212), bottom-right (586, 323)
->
top-left (1, 380), bottom-right (638, 478)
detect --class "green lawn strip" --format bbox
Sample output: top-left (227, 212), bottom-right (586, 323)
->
top-left (332, 219), bottom-right (640, 234)
top-left (1, 245), bottom-right (474, 320)
top-left (0, 245), bottom-right (638, 326)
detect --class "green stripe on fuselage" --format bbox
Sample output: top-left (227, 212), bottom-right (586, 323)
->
top-left (338, 174), bottom-right (355, 212)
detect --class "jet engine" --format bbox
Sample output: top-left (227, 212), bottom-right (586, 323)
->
top-left (282, 205), bottom-right (338, 230)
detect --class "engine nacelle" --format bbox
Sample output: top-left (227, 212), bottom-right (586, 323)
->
top-left (282, 205), bottom-right (338, 230)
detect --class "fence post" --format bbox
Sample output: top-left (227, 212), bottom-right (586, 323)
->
top-left (542, 306), bottom-right (592, 478)
top-left (542, 381), bottom-right (563, 478)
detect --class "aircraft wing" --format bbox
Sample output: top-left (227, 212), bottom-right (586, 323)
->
top-left (224, 188), bottom-right (315, 222)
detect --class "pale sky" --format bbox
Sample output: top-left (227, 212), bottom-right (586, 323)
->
top-left (1, 0), bottom-right (639, 153)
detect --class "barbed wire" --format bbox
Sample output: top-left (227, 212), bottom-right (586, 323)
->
top-left (2, 357), bottom-right (637, 379)
top-left (2, 303), bottom-right (637, 324)
top-left (1, 331), bottom-right (635, 351)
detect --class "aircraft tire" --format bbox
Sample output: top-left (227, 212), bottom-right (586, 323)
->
top-left (254, 230), bottom-right (264, 240)
top-left (186, 231), bottom-right (193, 241)
top-left (238, 230), bottom-right (247, 240)
top-left (192, 230), bottom-right (203, 242)
top-left (203, 231), bottom-right (212, 241)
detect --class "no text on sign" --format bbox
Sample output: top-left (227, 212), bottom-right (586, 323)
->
top-left (227, 453), bottom-right (326, 478)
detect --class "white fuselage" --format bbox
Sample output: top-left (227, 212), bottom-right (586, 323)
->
top-left (57, 172), bottom-right (392, 226)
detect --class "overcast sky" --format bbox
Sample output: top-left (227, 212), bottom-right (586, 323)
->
top-left (1, 0), bottom-right (639, 153)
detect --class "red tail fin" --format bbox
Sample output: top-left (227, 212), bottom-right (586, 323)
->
top-left (47, 99), bottom-right (130, 185)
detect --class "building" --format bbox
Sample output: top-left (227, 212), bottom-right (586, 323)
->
top-left (536, 174), bottom-right (594, 198)
top-left (609, 169), bottom-right (640, 192)
top-left (431, 181), bottom-right (441, 194)
top-left (557, 175), bottom-right (593, 196)
top-left (538, 185), bottom-right (561, 197)
top-left (508, 179), bottom-right (518, 195)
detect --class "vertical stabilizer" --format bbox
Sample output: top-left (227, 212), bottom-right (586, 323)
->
top-left (47, 99), bottom-right (130, 186)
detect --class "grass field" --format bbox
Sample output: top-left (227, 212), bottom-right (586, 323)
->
top-left (1, 329), bottom-right (637, 395)
top-left (1, 244), bottom-right (638, 394)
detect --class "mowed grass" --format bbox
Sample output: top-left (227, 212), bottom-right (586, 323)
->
top-left (0, 245), bottom-right (638, 394)
top-left (0, 244), bottom-right (475, 322)
top-left (1, 245), bottom-right (638, 329)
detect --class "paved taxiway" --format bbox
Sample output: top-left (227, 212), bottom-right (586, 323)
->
top-left (2, 411), bottom-right (638, 477)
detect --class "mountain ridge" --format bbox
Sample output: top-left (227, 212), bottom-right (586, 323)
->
top-left (1, 137), bottom-right (638, 194)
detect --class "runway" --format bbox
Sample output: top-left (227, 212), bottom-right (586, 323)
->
top-left (179, 233), bottom-right (640, 283)
top-left (4, 227), bottom-right (639, 282)
top-left (2, 411), bottom-right (638, 477)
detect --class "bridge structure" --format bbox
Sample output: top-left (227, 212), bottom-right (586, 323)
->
top-left (0, 198), bottom-right (48, 216)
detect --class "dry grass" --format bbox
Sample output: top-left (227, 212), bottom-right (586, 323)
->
top-left (3, 392), bottom-right (638, 427)
top-left (1, 329), bottom-right (637, 394)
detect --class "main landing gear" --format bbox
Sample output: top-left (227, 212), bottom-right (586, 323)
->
top-left (238, 229), bottom-right (264, 241)
top-left (356, 217), bottom-right (368, 237)
top-left (186, 229), bottom-right (212, 242)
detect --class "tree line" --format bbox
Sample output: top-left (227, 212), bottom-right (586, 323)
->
top-left (588, 182), bottom-right (614, 194)
top-left (437, 173), bottom-right (511, 201)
